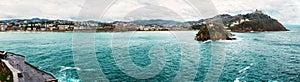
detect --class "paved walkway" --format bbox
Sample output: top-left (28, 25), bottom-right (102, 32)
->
top-left (5, 52), bottom-right (57, 82)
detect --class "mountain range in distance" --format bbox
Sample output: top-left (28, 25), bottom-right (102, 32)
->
top-left (0, 18), bottom-right (185, 25)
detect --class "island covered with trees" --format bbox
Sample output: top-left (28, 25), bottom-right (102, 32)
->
top-left (192, 9), bottom-right (288, 41)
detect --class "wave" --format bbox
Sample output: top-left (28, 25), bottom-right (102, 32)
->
top-left (57, 66), bottom-right (82, 82)
top-left (59, 66), bottom-right (81, 72)
top-left (235, 63), bottom-right (254, 82)
top-left (238, 63), bottom-right (253, 73)
top-left (57, 76), bottom-right (81, 82)
top-left (234, 78), bottom-right (241, 82)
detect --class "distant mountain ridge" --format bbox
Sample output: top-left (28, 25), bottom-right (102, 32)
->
top-left (131, 19), bottom-right (184, 25)
top-left (1, 18), bottom-right (184, 25)
top-left (0, 18), bottom-right (63, 23)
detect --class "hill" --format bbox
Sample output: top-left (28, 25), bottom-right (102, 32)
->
top-left (194, 9), bottom-right (288, 41)
top-left (131, 19), bottom-right (184, 25)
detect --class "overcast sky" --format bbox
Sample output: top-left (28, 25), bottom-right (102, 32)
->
top-left (0, 0), bottom-right (299, 24)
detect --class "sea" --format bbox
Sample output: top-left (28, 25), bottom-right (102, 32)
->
top-left (0, 25), bottom-right (299, 82)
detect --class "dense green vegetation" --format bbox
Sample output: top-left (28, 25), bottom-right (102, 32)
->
top-left (194, 10), bottom-right (288, 41)
top-left (229, 12), bottom-right (288, 32)
top-left (0, 60), bottom-right (13, 82)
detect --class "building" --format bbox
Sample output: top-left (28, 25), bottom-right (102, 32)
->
top-left (40, 28), bottom-right (47, 31)
top-left (254, 9), bottom-right (263, 14)
top-left (57, 25), bottom-right (69, 30)
top-left (0, 22), bottom-right (7, 31)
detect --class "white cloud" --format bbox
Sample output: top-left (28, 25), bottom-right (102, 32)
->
top-left (0, 0), bottom-right (86, 20)
top-left (101, 0), bottom-right (201, 21)
top-left (0, 0), bottom-right (299, 24)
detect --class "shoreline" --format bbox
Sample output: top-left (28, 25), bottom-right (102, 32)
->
top-left (0, 30), bottom-right (198, 33)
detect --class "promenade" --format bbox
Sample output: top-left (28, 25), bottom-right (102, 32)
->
top-left (2, 52), bottom-right (57, 82)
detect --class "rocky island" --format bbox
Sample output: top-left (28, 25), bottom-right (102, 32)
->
top-left (194, 23), bottom-right (235, 41)
top-left (193, 9), bottom-right (289, 41)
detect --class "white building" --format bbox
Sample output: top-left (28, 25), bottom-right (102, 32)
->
top-left (0, 24), bottom-right (7, 31)
top-left (57, 25), bottom-right (70, 30)
top-left (41, 28), bottom-right (46, 31)
top-left (32, 27), bottom-right (37, 31)
top-left (0, 27), bottom-right (5, 31)
top-left (27, 28), bottom-right (32, 31)
top-left (230, 21), bottom-right (240, 27)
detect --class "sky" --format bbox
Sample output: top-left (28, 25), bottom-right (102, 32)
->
top-left (0, 0), bottom-right (299, 24)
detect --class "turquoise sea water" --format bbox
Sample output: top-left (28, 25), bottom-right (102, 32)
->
top-left (0, 25), bottom-right (299, 82)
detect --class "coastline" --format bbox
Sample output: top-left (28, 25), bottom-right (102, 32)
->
top-left (0, 30), bottom-right (198, 33)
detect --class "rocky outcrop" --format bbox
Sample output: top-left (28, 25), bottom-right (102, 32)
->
top-left (194, 23), bottom-right (235, 42)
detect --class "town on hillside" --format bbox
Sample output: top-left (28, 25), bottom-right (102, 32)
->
top-left (0, 19), bottom-right (192, 32)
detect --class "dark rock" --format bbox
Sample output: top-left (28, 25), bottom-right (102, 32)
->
top-left (194, 23), bottom-right (234, 42)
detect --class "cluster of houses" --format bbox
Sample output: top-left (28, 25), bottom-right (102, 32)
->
top-left (0, 18), bottom-right (123, 32)
top-left (229, 10), bottom-right (262, 27)
top-left (101, 21), bottom-right (191, 31)
top-left (229, 18), bottom-right (251, 27)
top-left (0, 19), bottom-right (105, 31)
top-left (0, 18), bottom-right (192, 32)
top-left (0, 20), bottom-right (76, 31)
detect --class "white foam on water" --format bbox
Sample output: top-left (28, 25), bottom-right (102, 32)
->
top-left (57, 74), bottom-right (81, 82)
top-left (235, 63), bottom-right (254, 82)
top-left (234, 78), bottom-right (240, 82)
top-left (58, 66), bottom-right (82, 82)
top-left (59, 66), bottom-right (81, 72)
top-left (203, 40), bottom-right (212, 43)
top-left (239, 66), bottom-right (250, 73)
top-left (238, 63), bottom-right (253, 73)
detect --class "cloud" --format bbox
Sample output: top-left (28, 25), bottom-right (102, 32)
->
top-left (101, 0), bottom-right (201, 21)
top-left (0, 0), bottom-right (299, 24)
top-left (0, 0), bottom-right (85, 20)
